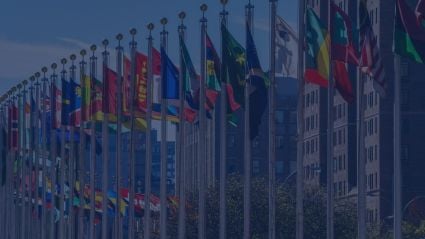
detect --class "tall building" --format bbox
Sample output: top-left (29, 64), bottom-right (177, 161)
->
top-left (304, 0), bottom-right (425, 227)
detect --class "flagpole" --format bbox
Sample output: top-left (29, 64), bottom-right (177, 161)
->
top-left (144, 23), bottom-right (155, 239)
top-left (128, 28), bottom-right (138, 239)
top-left (115, 33), bottom-right (124, 239)
top-left (244, 2), bottom-right (254, 239)
top-left (33, 72), bottom-right (41, 239)
top-left (78, 49), bottom-right (88, 239)
top-left (393, 54), bottom-right (402, 239)
top-left (69, 54), bottom-right (77, 239)
top-left (101, 39), bottom-right (110, 239)
top-left (59, 59), bottom-right (68, 239)
top-left (268, 1), bottom-right (277, 239)
top-left (17, 82), bottom-right (25, 239)
top-left (160, 17), bottom-right (169, 239)
top-left (40, 66), bottom-right (49, 239)
top-left (5, 91), bottom-right (11, 239)
top-left (177, 11), bottom-right (187, 239)
top-left (327, 1), bottom-right (335, 238)
top-left (0, 100), bottom-right (4, 238)
top-left (296, 0), bottom-right (306, 238)
top-left (10, 88), bottom-right (17, 239)
top-left (199, 5), bottom-right (208, 239)
top-left (219, 2), bottom-right (228, 239)
top-left (50, 63), bottom-right (59, 239)
top-left (26, 77), bottom-right (35, 239)
top-left (89, 44), bottom-right (98, 239)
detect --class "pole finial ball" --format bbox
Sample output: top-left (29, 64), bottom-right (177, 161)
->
top-left (161, 17), bottom-right (168, 25)
top-left (147, 23), bottom-right (155, 30)
top-left (201, 4), bottom-right (208, 12)
top-left (23, 80), bottom-right (28, 85)
top-left (179, 11), bottom-right (186, 20)
top-left (90, 44), bottom-right (97, 51)
top-left (30, 76), bottom-right (35, 81)
top-left (51, 63), bottom-right (57, 69)
top-left (42, 67), bottom-right (48, 73)
top-left (116, 34), bottom-right (123, 41)
top-left (70, 54), bottom-right (76, 61)
top-left (80, 49), bottom-right (87, 56)
top-left (220, 0), bottom-right (229, 5)
top-left (61, 58), bottom-right (67, 65)
top-left (17, 84), bottom-right (22, 90)
top-left (35, 72), bottom-right (41, 78)
top-left (102, 39), bottom-right (109, 47)
top-left (130, 28), bottom-right (137, 35)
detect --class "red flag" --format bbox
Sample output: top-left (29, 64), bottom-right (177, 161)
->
top-left (103, 65), bottom-right (117, 115)
top-left (123, 56), bottom-right (132, 116)
top-left (333, 61), bottom-right (354, 103)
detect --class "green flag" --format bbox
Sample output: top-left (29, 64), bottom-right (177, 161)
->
top-left (221, 24), bottom-right (246, 112)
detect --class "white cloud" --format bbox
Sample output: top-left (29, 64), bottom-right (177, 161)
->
top-left (57, 37), bottom-right (91, 49)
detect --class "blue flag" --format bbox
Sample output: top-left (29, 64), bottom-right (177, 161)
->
top-left (161, 47), bottom-right (179, 99)
top-left (61, 78), bottom-right (71, 126)
top-left (246, 23), bottom-right (268, 140)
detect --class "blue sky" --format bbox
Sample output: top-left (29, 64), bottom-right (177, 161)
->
top-left (0, 0), bottom-right (298, 94)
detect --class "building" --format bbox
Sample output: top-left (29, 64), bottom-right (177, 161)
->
top-left (305, 0), bottom-right (425, 228)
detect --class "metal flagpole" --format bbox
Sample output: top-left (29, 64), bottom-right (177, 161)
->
top-left (268, 1), bottom-right (277, 239)
top-left (219, 1), bottom-right (228, 238)
top-left (0, 100), bottom-right (4, 238)
top-left (159, 17), bottom-right (168, 239)
top-left (5, 91), bottom-right (11, 239)
top-left (101, 39), bottom-right (110, 239)
top-left (199, 4), bottom-right (208, 239)
top-left (393, 55), bottom-right (402, 239)
top-left (27, 77), bottom-right (35, 239)
top-left (34, 72), bottom-right (41, 239)
top-left (296, 0), bottom-right (306, 238)
top-left (144, 23), bottom-right (155, 239)
top-left (40, 66), bottom-right (49, 239)
top-left (327, 1), bottom-right (335, 238)
top-left (177, 11), bottom-right (187, 239)
top-left (128, 28), bottom-right (138, 239)
top-left (50, 63), bottom-right (59, 239)
top-left (115, 33), bottom-right (124, 239)
top-left (78, 49), bottom-right (88, 239)
top-left (357, 57), bottom-right (367, 239)
top-left (21, 80), bottom-right (29, 239)
top-left (17, 83), bottom-right (25, 239)
top-left (69, 54), bottom-right (77, 239)
top-left (244, 2), bottom-right (253, 239)
top-left (59, 59), bottom-right (68, 239)
top-left (10, 89), bottom-right (17, 239)
top-left (89, 44), bottom-right (98, 239)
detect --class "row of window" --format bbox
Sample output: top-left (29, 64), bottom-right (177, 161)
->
top-left (303, 137), bottom-right (318, 156)
top-left (333, 128), bottom-right (346, 146)
top-left (305, 114), bottom-right (318, 132)
top-left (334, 180), bottom-right (347, 197)
top-left (304, 163), bottom-right (320, 180)
top-left (305, 90), bottom-right (319, 108)
top-left (365, 117), bottom-right (379, 136)
top-left (365, 91), bottom-right (379, 109)
top-left (368, 172), bottom-right (378, 190)
top-left (333, 154), bottom-right (346, 172)
top-left (333, 103), bottom-right (347, 121)
top-left (366, 145), bottom-right (379, 163)
top-left (367, 209), bottom-right (379, 223)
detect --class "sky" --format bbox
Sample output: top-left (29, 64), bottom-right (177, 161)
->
top-left (0, 0), bottom-right (298, 94)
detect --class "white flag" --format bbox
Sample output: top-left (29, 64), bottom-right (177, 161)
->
top-left (276, 16), bottom-right (298, 79)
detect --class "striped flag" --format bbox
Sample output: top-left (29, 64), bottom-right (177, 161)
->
top-left (359, 0), bottom-right (386, 96)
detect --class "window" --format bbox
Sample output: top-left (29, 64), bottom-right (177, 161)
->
top-left (334, 157), bottom-right (337, 172)
top-left (374, 145), bottom-right (378, 161)
top-left (276, 136), bottom-right (284, 149)
top-left (275, 110), bottom-right (284, 124)
top-left (311, 91), bottom-right (315, 105)
top-left (306, 94), bottom-right (310, 107)
top-left (338, 130), bottom-right (342, 145)
top-left (343, 154), bottom-right (346, 169)
top-left (374, 117), bottom-right (378, 134)
top-left (277, 161), bottom-right (284, 174)
top-left (310, 116), bottom-right (314, 130)
top-left (339, 156), bottom-right (343, 170)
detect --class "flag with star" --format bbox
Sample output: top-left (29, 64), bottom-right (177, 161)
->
top-left (221, 23), bottom-right (245, 113)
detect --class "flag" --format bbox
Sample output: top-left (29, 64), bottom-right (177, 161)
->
top-left (305, 8), bottom-right (330, 87)
top-left (69, 80), bottom-right (81, 126)
top-left (161, 47), bottom-right (179, 99)
top-left (90, 77), bottom-right (103, 121)
top-left (246, 23), bottom-right (268, 140)
top-left (394, 0), bottom-right (425, 64)
top-left (330, 1), bottom-right (359, 65)
top-left (81, 75), bottom-right (91, 122)
top-left (8, 102), bottom-right (18, 150)
top-left (123, 56), bottom-right (132, 115)
top-left (51, 79), bottom-right (62, 129)
top-left (61, 79), bottom-right (71, 126)
top-left (1, 127), bottom-right (6, 185)
top-left (206, 33), bottom-right (221, 92)
top-left (276, 16), bottom-right (298, 79)
top-left (221, 24), bottom-right (245, 112)
top-left (416, 0), bottom-right (425, 23)
top-left (103, 65), bottom-right (118, 117)
top-left (359, 0), bottom-right (386, 96)
top-left (333, 61), bottom-right (354, 103)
